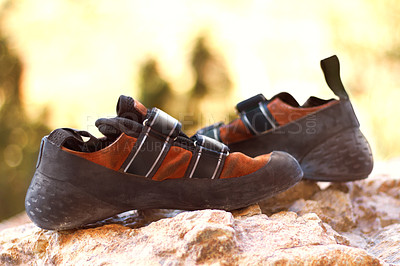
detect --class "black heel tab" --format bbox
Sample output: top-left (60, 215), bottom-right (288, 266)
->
top-left (48, 128), bottom-right (99, 152)
top-left (48, 128), bottom-right (83, 147)
top-left (320, 55), bottom-right (349, 100)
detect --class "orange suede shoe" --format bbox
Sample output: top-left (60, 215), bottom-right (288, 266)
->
top-left (197, 55), bottom-right (373, 182)
top-left (25, 95), bottom-right (303, 230)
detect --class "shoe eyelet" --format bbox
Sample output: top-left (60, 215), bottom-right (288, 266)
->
top-left (142, 118), bottom-right (149, 126)
top-left (193, 140), bottom-right (197, 147)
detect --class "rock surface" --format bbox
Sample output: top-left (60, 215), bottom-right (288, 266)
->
top-left (368, 223), bottom-right (400, 265)
top-left (0, 209), bottom-right (381, 265)
top-left (259, 180), bottom-right (321, 215)
top-left (1, 171), bottom-right (400, 265)
top-left (0, 212), bottom-right (30, 232)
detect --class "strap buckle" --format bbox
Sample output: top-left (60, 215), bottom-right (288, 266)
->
top-left (196, 122), bottom-right (224, 142)
top-left (123, 108), bottom-right (182, 177)
top-left (188, 134), bottom-right (229, 179)
top-left (236, 93), bottom-right (267, 113)
top-left (236, 94), bottom-right (277, 135)
top-left (144, 108), bottom-right (181, 139)
top-left (194, 134), bottom-right (229, 155)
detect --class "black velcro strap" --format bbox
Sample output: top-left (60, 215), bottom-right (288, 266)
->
top-left (122, 108), bottom-right (181, 177)
top-left (236, 94), bottom-right (278, 135)
top-left (147, 108), bottom-right (181, 138)
top-left (186, 134), bottom-right (229, 179)
top-left (236, 94), bottom-right (266, 113)
top-left (196, 122), bottom-right (224, 141)
top-left (320, 55), bottom-right (349, 100)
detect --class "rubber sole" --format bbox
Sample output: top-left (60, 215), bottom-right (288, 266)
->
top-left (300, 128), bottom-right (373, 181)
top-left (228, 100), bottom-right (373, 182)
top-left (25, 137), bottom-right (303, 230)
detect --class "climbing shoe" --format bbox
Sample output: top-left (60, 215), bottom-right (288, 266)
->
top-left (197, 55), bottom-right (373, 182)
top-left (25, 95), bottom-right (303, 230)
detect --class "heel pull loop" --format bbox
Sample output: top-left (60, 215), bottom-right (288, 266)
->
top-left (48, 128), bottom-right (84, 147)
top-left (320, 55), bottom-right (349, 100)
top-left (48, 128), bottom-right (100, 152)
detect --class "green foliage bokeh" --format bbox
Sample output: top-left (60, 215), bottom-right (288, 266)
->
top-left (0, 34), bottom-right (49, 221)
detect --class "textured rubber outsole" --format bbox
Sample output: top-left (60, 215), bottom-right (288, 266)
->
top-left (25, 138), bottom-right (303, 230)
top-left (25, 171), bottom-right (119, 230)
top-left (300, 128), bottom-right (373, 181)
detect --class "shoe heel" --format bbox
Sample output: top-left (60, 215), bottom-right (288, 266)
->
top-left (25, 170), bottom-right (119, 230)
top-left (300, 127), bottom-right (373, 181)
top-left (25, 138), bottom-right (122, 230)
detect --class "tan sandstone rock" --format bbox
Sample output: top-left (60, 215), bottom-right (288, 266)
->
top-left (289, 188), bottom-right (356, 232)
top-left (271, 177), bottom-right (400, 252)
top-left (259, 180), bottom-right (320, 215)
top-left (0, 212), bottom-right (30, 232)
top-left (0, 210), bottom-right (382, 265)
top-left (351, 180), bottom-right (400, 234)
top-left (368, 223), bottom-right (400, 265)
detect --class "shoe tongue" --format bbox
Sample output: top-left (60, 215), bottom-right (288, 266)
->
top-left (302, 96), bottom-right (335, 108)
top-left (116, 95), bottom-right (148, 123)
top-left (302, 97), bottom-right (321, 107)
top-left (272, 92), bottom-right (300, 107)
top-left (95, 95), bottom-right (148, 139)
top-left (96, 117), bottom-right (142, 139)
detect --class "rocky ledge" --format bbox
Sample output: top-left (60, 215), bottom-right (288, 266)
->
top-left (1, 174), bottom-right (400, 265)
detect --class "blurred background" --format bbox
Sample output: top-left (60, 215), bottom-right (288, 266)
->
top-left (0, 0), bottom-right (399, 222)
